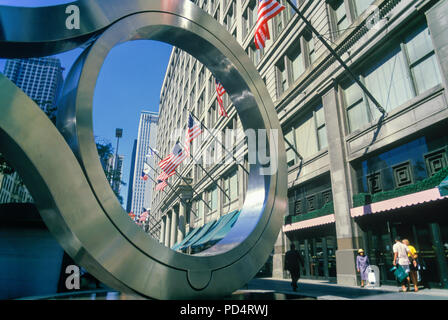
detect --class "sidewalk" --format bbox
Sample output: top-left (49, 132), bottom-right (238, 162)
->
top-left (243, 277), bottom-right (448, 300)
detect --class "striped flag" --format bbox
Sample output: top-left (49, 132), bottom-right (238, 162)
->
top-left (215, 79), bottom-right (228, 118)
top-left (157, 142), bottom-right (187, 181)
top-left (128, 212), bottom-right (136, 219)
top-left (156, 179), bottom-right (168, 191)
top-left (184, 113), bottom-right (203, 156)
top-left (139, 211), bottom-right (149, 222)
top-left (140, 162), bottom-right (151, 181)
top-left (254, 0), bottom-right (285, 50)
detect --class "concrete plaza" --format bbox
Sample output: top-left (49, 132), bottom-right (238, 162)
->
top-left (242, 277), bottom-right (448, 300)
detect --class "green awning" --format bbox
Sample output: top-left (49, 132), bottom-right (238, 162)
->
top-left (191, 210), bottom-right (239, 249)
top-left (171, 225), bottom-right (202, 251)
top-left (178, 219), bottom-right (218, 250)
top-left (438, 175), bottom-right (448, 197)
top-left (208, 210), bottom-right (241, 244)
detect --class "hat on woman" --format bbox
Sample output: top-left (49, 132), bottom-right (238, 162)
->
top-left (358, 249), bottom-right (364, 253)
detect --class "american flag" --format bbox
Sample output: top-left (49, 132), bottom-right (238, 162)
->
top-left (184, 113), bottom-right (202, 156)
top-left (156, 179), bottom-right (168, 191)
top-left (157, 142), bottom-right (187, 181)
top-left (215, 79), bottom-right (228, 117)
top-left (140, 162), bottom-right (151, 181)
top-left (139, 211), bottom-right (149, 222)
top-left (254, 0), bottom-right (285, 50)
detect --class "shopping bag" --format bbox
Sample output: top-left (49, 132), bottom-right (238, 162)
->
top-left (390, 265), bottom-right (407, 283)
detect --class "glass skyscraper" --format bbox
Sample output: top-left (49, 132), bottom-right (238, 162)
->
top-left (0, 57), bottom-right (64, 204)
top-left (130, 111), bottom-right (159, 217)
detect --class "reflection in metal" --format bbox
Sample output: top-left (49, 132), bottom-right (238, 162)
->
top-left (0, 0), bottom-right (286, 299)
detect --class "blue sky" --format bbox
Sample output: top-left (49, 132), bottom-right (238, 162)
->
top-left (0, 0), bottom-right (173, 208)
top-left (0, 0), bottom-right (75, 6)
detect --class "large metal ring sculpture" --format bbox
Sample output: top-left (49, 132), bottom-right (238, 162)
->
top-left (0, 0), bottom-right (286, 299)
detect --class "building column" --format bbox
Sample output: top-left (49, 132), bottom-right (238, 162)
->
top-left (272, 231), bottom-right (287, 278)
top-left (430, 223), bottom-right (448, 288)
top-left (159, 215), bottom-right (166, 244)
top-left (322, 84), bottom-right (358, 286)
top-left (170, 206), bottom-right (178, 248)
top-left (426, 1), bottom-right (448, 98)
top-left (177, 201), bottom-right (187, 243)
top-left (164, 211), bottom-right (171, 247)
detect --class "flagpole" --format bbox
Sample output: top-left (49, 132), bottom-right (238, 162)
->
top-left (181, 140), bottom-right (232, 202)
top-left (150, 151), bottom-right (213, 212)
top-left (145, 162), bottom-right (203, 216)
top-left (285, 0), bottom-right (386, 115)
top-left (189, 112), bottom-right (250, 176)
top-left (284, 136), bottom-right (303, 161)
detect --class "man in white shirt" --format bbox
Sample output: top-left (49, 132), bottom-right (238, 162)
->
top-left (393, 236), bottom-right (411, 292)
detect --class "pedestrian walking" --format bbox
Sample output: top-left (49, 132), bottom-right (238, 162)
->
top-left (402, 239), bottom-right (419, 292)
top-left (284, 244), bottom-right (304, 292)
top-left (392, 236), bottom-right (411, 292)
top-left (356, 249), bottom-right (370, 288)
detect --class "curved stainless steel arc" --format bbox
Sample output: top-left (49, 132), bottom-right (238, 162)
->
top-left (0, 0), bottom-right (287, 299)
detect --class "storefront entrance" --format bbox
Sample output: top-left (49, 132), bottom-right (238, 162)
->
top-left (357, 199), bottom-right (448, 288)
top-left (288, 224), bottom-right (337, 281)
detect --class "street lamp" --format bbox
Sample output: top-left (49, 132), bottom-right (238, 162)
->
top-left (114, 128), bottom-right (123, 194)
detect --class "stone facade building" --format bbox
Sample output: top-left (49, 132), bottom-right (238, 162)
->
top-left (152, 0), bottom-right (448, 288)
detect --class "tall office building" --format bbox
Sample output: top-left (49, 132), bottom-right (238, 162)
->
top-left (126, 139), bottom-right (138, 213)
top-left (0, 57), bottom-right (64, 204)
top-left (3, 57), bottom-right (64, 114)
top-left (154, 0), bottom-right (448, 288)
top-left (130, 111), bottom-right (159, 218)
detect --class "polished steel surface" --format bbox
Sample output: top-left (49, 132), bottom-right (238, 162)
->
top-left (0, 0), bottom-right (287, 299)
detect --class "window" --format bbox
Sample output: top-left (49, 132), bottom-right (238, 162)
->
top-left (276, 32), bottom-right (318, 98)
top-left (189, 84), bottom-right (196, 110)
top-left (304, 31), bottom-right (316, 65)
top-left (207, 186), bottom-right (218, 212)
top-left (197, 93), bottom-right (204, 116)
top-left (286, 0), bottom-right (297, 21)
top-left (284, 103), bottom-right (327, 165)
top-left (315, 105), bottom-right (328, 150)
top-left (343, 22), bottom-right (442, 133)
top-left (343, 81), bottom-right (369, 133)
top-left (276, 59), bottom-right (288, 96)
top-left (248, 43), bottom-right (263, 66)
top-left (242, 1), bottom-right (257, 39)
top-left (285, 129), bottom-right (296, 167)
top-left (273, 5), bottom-right (284, 38)
top-left (330, 0), bottom-right (349, 38)
top-left (287, 41), bottom-right (305, 82)
top-left (198, 66), bottom-right (205, 88)
top-left (198, 200), bottom-right (204, 219)
top-left (364, 47), bottom-right (413, 118)
top-left (295, 112), bottom-right (318, 158)
top-left (405, 25), bottom-right (442, 95)
top-left (224, 0), bottom-right (235, 31)
top-left (355, 0), bottom-right (375, 17)
top-left (223, 169), bottom-right (238, 203)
